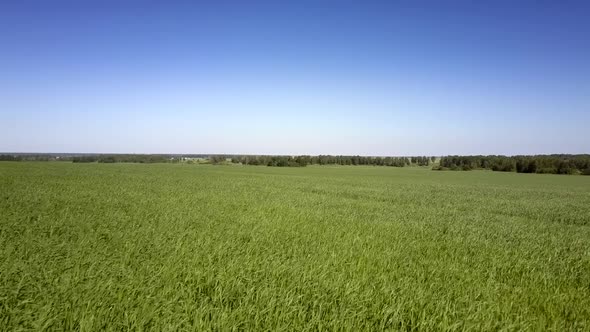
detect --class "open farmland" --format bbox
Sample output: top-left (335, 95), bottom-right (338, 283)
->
top-left (1, 162), bottom-right (589, 330)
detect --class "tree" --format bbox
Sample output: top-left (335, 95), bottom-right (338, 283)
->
top-left (210, 155), bottom-right (226, 164)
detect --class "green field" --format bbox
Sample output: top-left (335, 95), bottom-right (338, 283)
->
top-left (1, 162), bottom-right (589, 331)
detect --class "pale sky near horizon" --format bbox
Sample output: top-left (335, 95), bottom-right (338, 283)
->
top-left (1, 1), bottom-right (589, 156)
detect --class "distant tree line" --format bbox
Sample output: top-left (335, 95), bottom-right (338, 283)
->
top-left (410, 156), bottom-right (434, 166)
top-left (230, 155), bottom-right (434, 167)
top-left (0, 154), bottom-right (215, 163)
top-left (0, 153), bottom-right (437, 167)
top-left (231, 155), bottom-right (310, 167)
top-left (72, 155), bottom-right (173, 163)
top-left (0, 154), bottom-right (176, 163)
top-left (209, 155), bottom-right (228, 164)
top-left (0, 154), bottom-right (53, 161)
top-left (438, 155), bottom-right (590, 175)
top-left (4, 153), bottom-right (588, 174)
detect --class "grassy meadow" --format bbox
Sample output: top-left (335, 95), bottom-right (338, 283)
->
top-left (1, 162), bottom-right (589, 331)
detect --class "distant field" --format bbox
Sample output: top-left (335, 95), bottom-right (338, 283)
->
top-left (1, 162), bottom-right (589, 330)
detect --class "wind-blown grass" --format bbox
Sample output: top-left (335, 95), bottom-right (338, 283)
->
top-left (1, 162), bottom-right (589, 330)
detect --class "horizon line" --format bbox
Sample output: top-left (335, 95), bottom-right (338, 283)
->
top-left (2, 152), bottom-right (589, 158)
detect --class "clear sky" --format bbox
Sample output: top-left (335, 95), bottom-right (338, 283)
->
top-left (1, 1), bottom-right (589, 156)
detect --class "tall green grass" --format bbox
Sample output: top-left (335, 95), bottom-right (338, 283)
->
top-left (1, 162), bottom-right (589, 330)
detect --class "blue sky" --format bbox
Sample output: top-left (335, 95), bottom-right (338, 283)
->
top-left (1, 1), bottom-right (588, 155)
